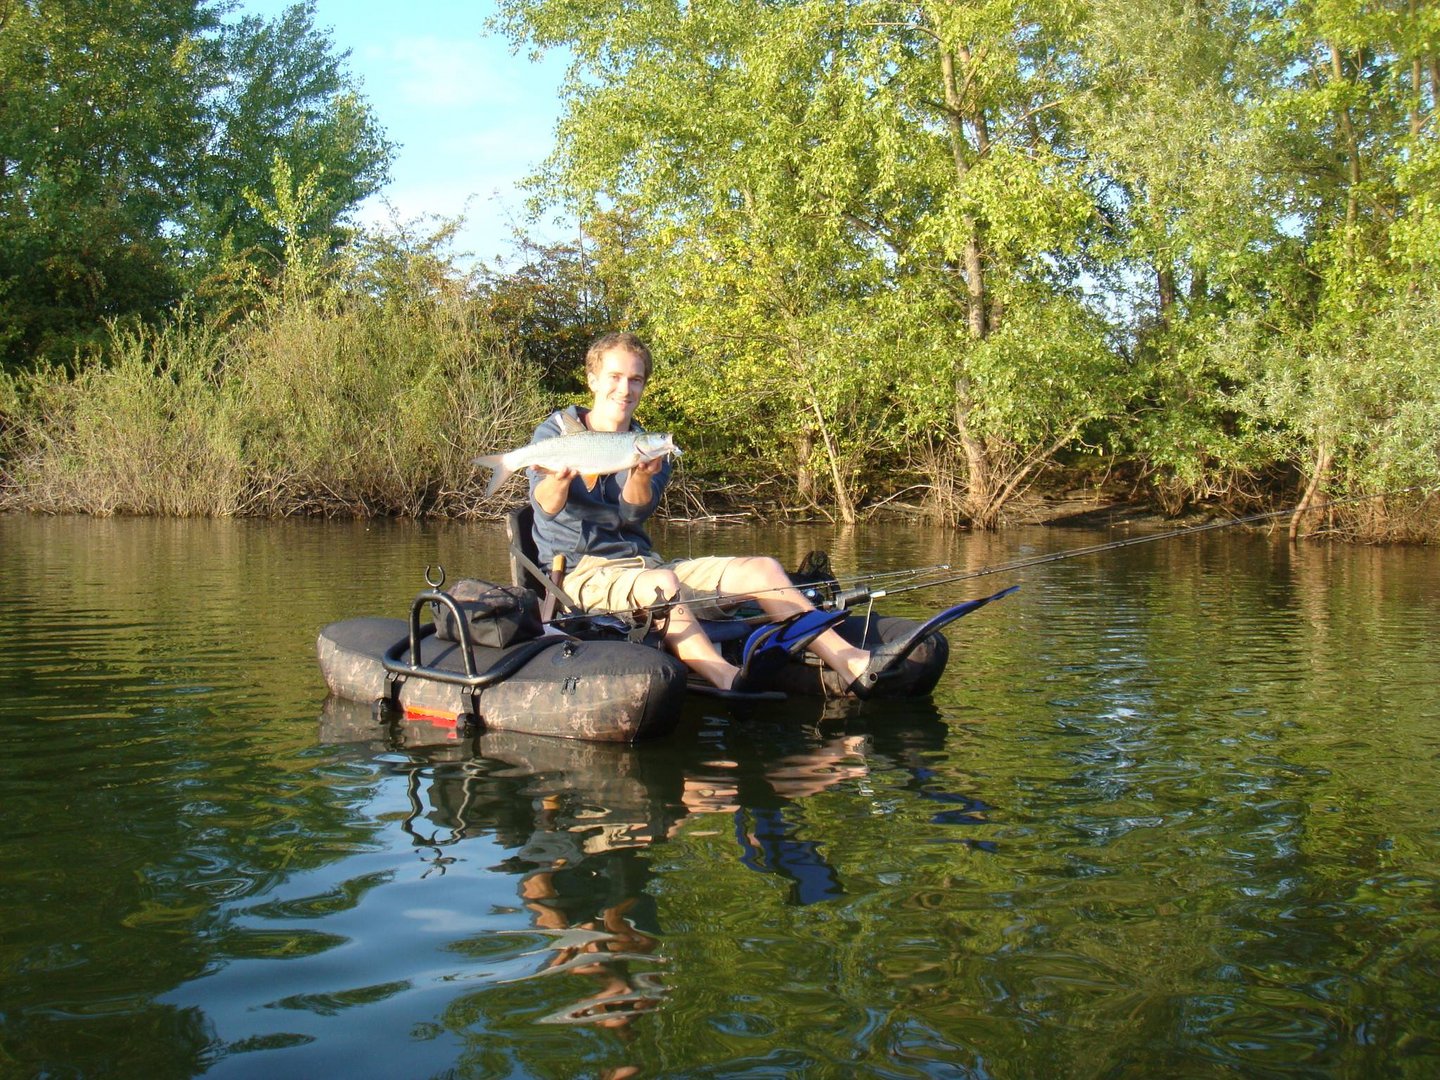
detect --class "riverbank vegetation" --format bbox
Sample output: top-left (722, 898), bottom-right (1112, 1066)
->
top-left (1, 0), bottom-right (1437, 539)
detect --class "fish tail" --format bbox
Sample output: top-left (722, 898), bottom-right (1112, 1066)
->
top-left (472, 453), bottom-right (513, 499)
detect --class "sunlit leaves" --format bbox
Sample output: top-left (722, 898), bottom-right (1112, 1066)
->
top-left (0, 0), bottom-right (392, 366)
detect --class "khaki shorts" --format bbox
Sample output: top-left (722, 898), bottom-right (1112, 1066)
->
top-left (566, 553), bottom-right (739, 619)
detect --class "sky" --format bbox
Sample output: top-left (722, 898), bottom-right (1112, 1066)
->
top-left (237, 0), bottom-right (572, 267)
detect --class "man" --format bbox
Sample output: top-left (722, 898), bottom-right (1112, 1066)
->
top-left (527, 331), bottom-right (914, 697)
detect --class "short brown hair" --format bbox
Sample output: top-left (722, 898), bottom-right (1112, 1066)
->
top-left (585, 332), bottom-right (652, 379)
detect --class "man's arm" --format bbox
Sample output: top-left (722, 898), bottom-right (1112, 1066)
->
top-left (617, 454), bottom-right (670, 524)
top-left (620, 456), bottom-right (665, 510)
top-left (533, 466), bottom-right (577, 516)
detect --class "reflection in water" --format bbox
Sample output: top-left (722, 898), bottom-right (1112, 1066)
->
top-left (316, 697), bottom-right (968, 1042)
top-left (679, 734), bottom-right (870, 906)
top-left (733, 807), bottom-right (845, 906)
top-left (5, 515), bottom-right (1438, 1076)
top-left (320, 700), bottom-right (676, 1036)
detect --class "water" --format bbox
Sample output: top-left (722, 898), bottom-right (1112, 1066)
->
top-left (1, 514), bottom-right (1437, 1078)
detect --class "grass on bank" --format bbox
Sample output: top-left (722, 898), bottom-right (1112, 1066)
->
top-left (0, 294), bottom-right (545, 518)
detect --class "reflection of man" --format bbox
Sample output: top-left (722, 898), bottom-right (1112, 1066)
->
top-left (680, 735), bottom-right (867, 905)
top-left (518, 872), bottom-right (663, 1034)
top-left (527, 332), bottom-right (915, 697)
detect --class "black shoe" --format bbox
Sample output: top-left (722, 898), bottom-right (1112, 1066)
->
top-left (847, 585), bottom-right (1019, 699)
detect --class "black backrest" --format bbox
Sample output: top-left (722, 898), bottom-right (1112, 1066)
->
top-left (505, 505), bottom-right (545, 594)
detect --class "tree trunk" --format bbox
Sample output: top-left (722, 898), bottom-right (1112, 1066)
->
top-left (955, 392), bottom-right (999, 528)
top-left (805, 385), bottom-right (855, 525)
top-left (1329, 44), bottom-right (1363, 232)
top-left (1410, 0), bottom-right (1425, 137)
top-left (1189, 265), bottom-right (1208, 303)
top-left (1290, 442), bottom-right (1333, 542)
top-left (940, 47), bottom-right (990, 341)
top-left (939, 40), bottom-right (1004, 526)
top-left (795, 429), bottom-right (817, 505)
top-left (1157, 262), bottom-right (1177, 330)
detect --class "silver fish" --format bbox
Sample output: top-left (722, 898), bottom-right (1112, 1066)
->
top-left (474, 430), bottom-right (681, 498)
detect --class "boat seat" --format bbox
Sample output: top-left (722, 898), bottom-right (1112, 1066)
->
top-left (504, 504), bottom-right (763, 642)
top-left (505, 505), bottom-right (577, 621)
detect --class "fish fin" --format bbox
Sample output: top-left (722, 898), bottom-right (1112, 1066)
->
top-left (473, 454), bottom-right (513, 499)
top-left (557, 412), bottom-right (587, 435)
top-left (582, 473), bottom-right (600, 491)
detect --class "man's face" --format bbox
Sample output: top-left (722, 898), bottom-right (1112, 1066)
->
top-left (586, 347), bottom-right (648, 430)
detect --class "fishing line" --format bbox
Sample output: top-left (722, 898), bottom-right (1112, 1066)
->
top-left (874, 484), bottom-right (1428, 599)
top-left (542, 484), bottom-right (1427, 624)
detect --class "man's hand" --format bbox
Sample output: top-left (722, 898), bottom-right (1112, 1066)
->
top-left (533, 464), bottom-right (577, 515)
top-left (622, 455), bottom-right (665, 505)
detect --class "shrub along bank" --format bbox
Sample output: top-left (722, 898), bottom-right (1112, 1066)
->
top-left (0, 291), bottom-right (545, 519)
top-left (0, 273), bottom-right (1435, 543)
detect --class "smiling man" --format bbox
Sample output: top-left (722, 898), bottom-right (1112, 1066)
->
top-left (526, 331), bottom-right (909, 697)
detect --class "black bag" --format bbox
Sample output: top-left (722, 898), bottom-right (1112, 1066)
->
top-left (430, 579), bottom-right (543, 647)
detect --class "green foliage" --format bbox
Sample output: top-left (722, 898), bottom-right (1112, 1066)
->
top-left (489, 0), bottom-right (1436, 533)
top-left (224, 288), bottom-right (541, 517)
top-left (1230, 283), bottom-right (1440, 500)
top-left (1, 312), bottom-right (247, 515)
top-left (1, 0), bottom-right (1435, 537)
top-left (472, 214), bottom-right (641, 395)
top-left (496, 0), bottom-right (1131, 524)
top-left (0, 0), bottom-right (390, 367)
top-left (0, 239), bottom-right (545, 517)
top-left (0, 0), bottom-right (219, 364)
top-left (179, 1), bottom-right (393, 290)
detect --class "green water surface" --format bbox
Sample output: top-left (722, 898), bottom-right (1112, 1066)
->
top-left (1, 514), bottom-right (1436, 1078)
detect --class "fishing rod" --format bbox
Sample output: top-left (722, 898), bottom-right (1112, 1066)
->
top-left (535, 558), bottom-right (954, 626)
top-left (541, 484), bottom-right (1426, 624)
top-left (801, 561), bottom-right (952, 592)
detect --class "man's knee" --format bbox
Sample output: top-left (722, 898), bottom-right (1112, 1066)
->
top-left (728, 555), bottom-right (788, 588)
top-left (634, 568), bottom-right (681, 606)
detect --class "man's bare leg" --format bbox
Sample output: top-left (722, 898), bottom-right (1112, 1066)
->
top-left (628, 568), bottom-right (741, 689)
top-left (711, 556), bottom-right (871, 684)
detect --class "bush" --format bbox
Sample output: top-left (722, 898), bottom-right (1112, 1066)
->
top-left (0, 290), bottom-right (545, 518)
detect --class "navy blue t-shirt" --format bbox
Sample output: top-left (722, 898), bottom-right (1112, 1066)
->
top-left (527, 405), bottom-right (674, 571)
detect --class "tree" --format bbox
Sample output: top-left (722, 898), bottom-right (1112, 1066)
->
top-left (0, 0), bottom-right (391, 366)
top-left (1246, 0), bottom-right (1439, 525)
top-left (496, 0), bottom-right (1130, 525)
top-left (0, 0), bottom-right (221, 364)
top-left (1073, 0), bottom-right (1288, 511)
top-left (473, 213), bottom-right (640, 395)
top-left (180, 1), bottom-right (393, 292)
